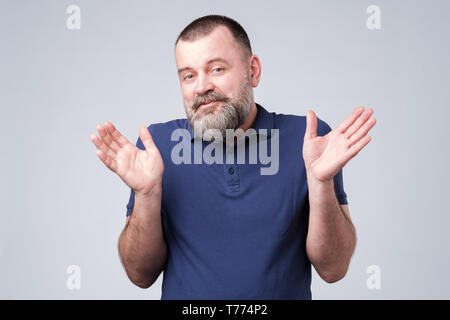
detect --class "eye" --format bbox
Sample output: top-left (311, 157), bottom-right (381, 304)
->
top-left (213, 67), bottom-right (224, 72)
top-left (183, 74), bottom-right (194, 80)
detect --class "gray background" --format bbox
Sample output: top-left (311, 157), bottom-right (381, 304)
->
top-left (1, 0), bottom-right (449, 299)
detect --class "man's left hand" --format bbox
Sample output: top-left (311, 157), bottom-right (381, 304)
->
top-left (302, 106), bottom-right (376, 183)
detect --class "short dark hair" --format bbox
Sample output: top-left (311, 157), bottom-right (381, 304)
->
top-left (175, 15), bottom-right (252, 59)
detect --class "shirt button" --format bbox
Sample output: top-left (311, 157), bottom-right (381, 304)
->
top-left (228, 167), bottom-right (234, 175)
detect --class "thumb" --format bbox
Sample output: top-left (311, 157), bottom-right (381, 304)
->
top-left (305, 110), bottom-right (317, 140)
top-left (139, 126), bottom-right (155, 150)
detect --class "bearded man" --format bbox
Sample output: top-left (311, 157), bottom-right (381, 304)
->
top-left (90, 15), bottom-right (376, 299)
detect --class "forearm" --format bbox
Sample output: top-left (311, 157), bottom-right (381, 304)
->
top-left (118, 185), bottom-right (167, 288)
top-left (305, 176), bottom-right (356, 283)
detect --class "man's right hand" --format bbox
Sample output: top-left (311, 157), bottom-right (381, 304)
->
top-left (90, 122), bottom-right (164, 196)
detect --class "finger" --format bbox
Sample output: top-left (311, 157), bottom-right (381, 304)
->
top-left (96, 149), bottom-right (118, 172)
top-left (96, 124), bottom-right (120, 153)
top-left (139, 126), bottom-right (155, 151)
top-left (90, 133), bottom-right (117, 159)
top-left (305, 110), bottom-right (317, 139)
top-left (348, 117), bottom-right (376, 147)
top-left (104, 121), bottom-right (130, 148)
top-left (346, 135), bottom-right (372, 159)
top-left (336, 106), bottom-right (365, 133)
top-left (344, 108), bottom-right (374, 139)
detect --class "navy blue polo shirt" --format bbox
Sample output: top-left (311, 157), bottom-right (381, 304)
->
top-left (125, 103), bottom-right (347, 299)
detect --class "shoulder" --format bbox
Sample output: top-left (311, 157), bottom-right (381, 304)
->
top-left (135, 118), bottom-right (188, 150)
top-left (273, 110), bottom-right (333, 137)
top-left (147, 118), bottom-right (188, 134)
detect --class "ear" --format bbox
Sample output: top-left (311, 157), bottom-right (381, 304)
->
top-left (248, 54), bottom-right (262, 87)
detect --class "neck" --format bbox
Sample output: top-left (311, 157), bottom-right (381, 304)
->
top-left (224, 101), bottom-right (257, 145)
top-left (238, 101), bottom-right (257, 132)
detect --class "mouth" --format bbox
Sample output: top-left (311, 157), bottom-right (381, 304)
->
top-left (198, 100), bottom-right (222, 109)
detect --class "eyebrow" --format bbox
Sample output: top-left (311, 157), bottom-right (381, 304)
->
top-left (177, 57), bottom-right (230, 74)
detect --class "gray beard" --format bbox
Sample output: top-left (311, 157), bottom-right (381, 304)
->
top-left (185, 76), bottom-right (253, 139)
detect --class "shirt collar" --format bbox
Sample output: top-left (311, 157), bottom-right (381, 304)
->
top-left (185, 102), bottom-right (275, 142)
top-left (251, 102), bottom-right (275, 137)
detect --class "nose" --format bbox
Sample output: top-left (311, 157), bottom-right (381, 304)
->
top-left (194, 73), bottom-right (215, 96)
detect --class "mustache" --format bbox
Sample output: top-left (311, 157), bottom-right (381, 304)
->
top-left (192, 91), bottom-right (229, 111)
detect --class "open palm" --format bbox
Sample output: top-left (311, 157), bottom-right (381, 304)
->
top-left (90, 122), bottom-right (164, 195)
top-left (303, 107), bottom-right (376, 182)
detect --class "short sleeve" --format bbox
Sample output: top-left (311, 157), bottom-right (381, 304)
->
top-left (333, 168), bottom-right (348, 205)
top-left (126, 189), bottom-right (135, 216)
top-left (317, 117), bottom-right (348, 205)
top-left (125, 130), bottom-right (147, 216)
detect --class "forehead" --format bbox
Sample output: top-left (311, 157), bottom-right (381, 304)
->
top-left (175, 25), bottom-right (242, 69)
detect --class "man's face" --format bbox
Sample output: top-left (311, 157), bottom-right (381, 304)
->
top-left (175, 26), bottom-right (254, 137)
